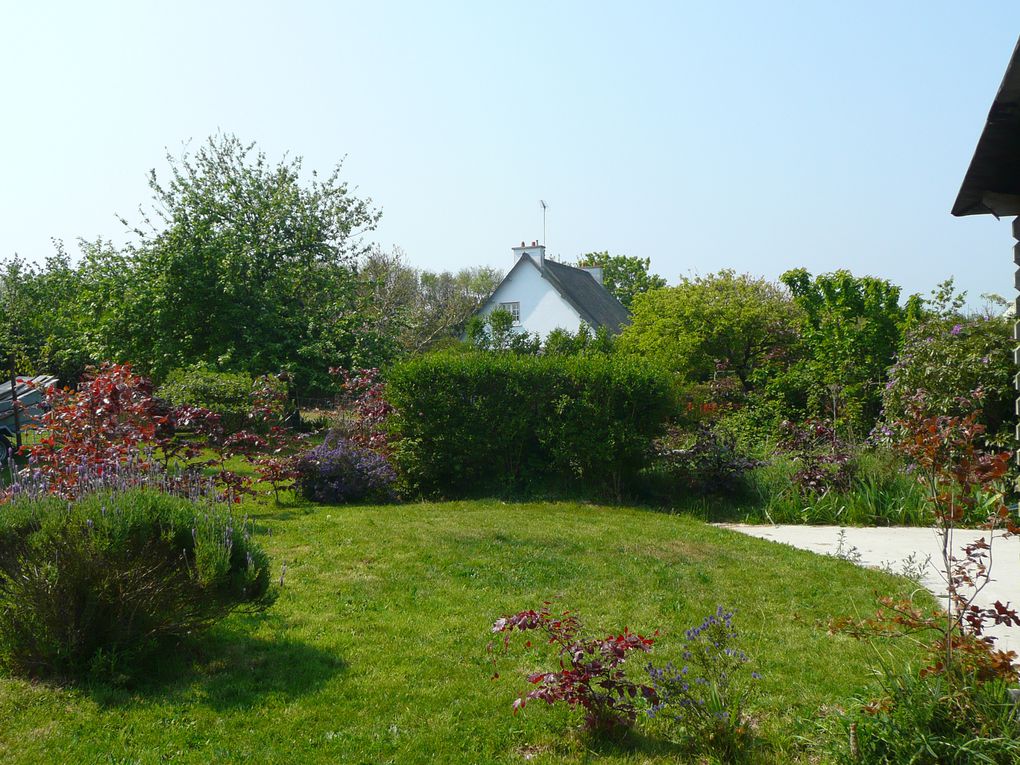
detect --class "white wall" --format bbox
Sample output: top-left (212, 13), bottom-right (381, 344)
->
top-left (479, 258), bottom-right (586, 338)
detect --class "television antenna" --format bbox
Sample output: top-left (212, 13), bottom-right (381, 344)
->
top-left (539, 199), bottom-right (548, 246)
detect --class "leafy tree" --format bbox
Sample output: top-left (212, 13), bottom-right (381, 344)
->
top-left (543, 325), bottom-right (616, 356)
top-left (0, 248), bottom-right (99, 384)
top-left (465, 309), bottom-right (541, 354)
top-left (618, 270), bottom-right (801, 387)
top-left (116, 134), bottom-right (384, 393)
top-left (358, 246), bottom-right (502, 353)
top-left (777, 268), bottom-right (922, 433)
top-left (575, 251), bottom-right (666, 308)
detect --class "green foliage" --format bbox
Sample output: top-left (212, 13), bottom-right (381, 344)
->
top-left (543, 324), bottom-right (616, 356)
top-left (778, 268), bottom-right (922, 434)
top-left (619, 270), bottom-right (801, 387)
top-left (834, 667), bottom-right (1020, 764)
top-left (748, 448), bottom-right (930, 526)
top-left (386, 353), bottom-right (676, 498)
top-left (575, 251), bottom-right (666, 308)
top-left (0, 248), bottom-right (99, 385)
top-left (124, 135), bottom-right (389, 392)
top-left (158, 367), bottom-right (260, 433)
top-left (881, 317), bottom-right (1014, 444)
top-left (359, 246), bottom-right (503, 353)
top-left (464, 309), bottom-right (541, 354)
top-left (0, 490), bottom-right (272, 679)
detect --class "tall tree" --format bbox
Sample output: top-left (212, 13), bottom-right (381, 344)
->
top-left (575, 252), bottom-right (666, 308)
top-left (778, 268), bottom-right (922, 431)
top-left (358, 246), bottom-right (502, 353)
top-left (618, 270), bottom-right (801, 386)
top-left (118, 134), bottom-right (384, 393)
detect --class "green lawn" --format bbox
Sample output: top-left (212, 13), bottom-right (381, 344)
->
top-left (0, 497), bottom-right (925, 764)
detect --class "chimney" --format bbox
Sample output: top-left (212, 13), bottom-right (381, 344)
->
top-left (511, 240), bottom-right (546, 269)
top-left (582, 266), bottom-right (604, 285)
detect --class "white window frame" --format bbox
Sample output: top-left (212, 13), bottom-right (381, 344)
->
top-left (498, 301), bottom-right (521, 325)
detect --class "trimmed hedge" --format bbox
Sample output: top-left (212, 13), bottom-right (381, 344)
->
top-left (386, 353), bottom-right (676, 498)
top-left (158, 367), bottom-right (286, 434)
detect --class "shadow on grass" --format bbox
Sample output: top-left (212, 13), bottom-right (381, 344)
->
top-left (580, 727), bottom-right (679, 757)
top-left (583, 727), bottom-right (774, 764)
top-left (86, 619), bottom-right (345, 711)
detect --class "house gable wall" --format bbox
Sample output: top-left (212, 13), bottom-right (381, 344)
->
top-left (478, 257), bottom-right (585, 337)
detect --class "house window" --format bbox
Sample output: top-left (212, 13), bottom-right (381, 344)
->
top-left (498, 301), bottom-right (521, 325)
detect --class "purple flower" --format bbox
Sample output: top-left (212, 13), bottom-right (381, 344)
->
top-left (950, 324), bottom-right (963, 336)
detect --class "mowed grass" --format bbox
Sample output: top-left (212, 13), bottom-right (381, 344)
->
top-left (0, 498), bottom-right (926, 764)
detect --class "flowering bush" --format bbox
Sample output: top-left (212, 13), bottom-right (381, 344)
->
top-left (0, 489), bottom-right (273, 679)
top-left (880, 317), bottom-right (1013, 446)
top-left (645, 607), bottom-right (761, 757)
top-left (489, 604), bottom-right (656, 733)
top-left (294, 433), bottom-right (396, 504)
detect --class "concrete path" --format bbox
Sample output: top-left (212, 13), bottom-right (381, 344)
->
top-left (719, 524), bottom-right (1020, 656)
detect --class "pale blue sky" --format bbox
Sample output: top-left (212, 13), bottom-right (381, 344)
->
top-left (3, 2), bottom-right (1020, 306)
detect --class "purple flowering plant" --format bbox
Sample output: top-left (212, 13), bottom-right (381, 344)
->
top-left (294, 432), bottom-right (396, 504)
top-left (644, 607), bottom-right (761, 756)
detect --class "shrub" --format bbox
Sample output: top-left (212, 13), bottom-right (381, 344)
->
top-left (386, 353), bottom-right (675, 498)
top-left (881, 317), bottom-right (1014, 445)
top-left (489, 604), bottom-right (656, 733)
top-left (12, 363), bottom-right (260, 505)
top-left (159, 367), bottom-right (287, 434)
top-left (650, 425), bottom-right (763, 497)
top-left (835, 667), bottom-right (1020, 764)
top-left (777, 418), bottom-right (854, 494)
top-left (0, 489), bottom-right (273, 679)
top-left (329, 367), bottom-right (393, 451)
top-left (22, 363), bottom-right (162, 500)
top-left (749, 448), bottom-right (930, 526)
top-left (645, 607), bottom-right (762, 759)
top-left (294, 433), bottom-right (396, 504)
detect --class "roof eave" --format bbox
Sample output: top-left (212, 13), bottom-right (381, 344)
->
top-left (953, 36), bottom-right (1020, 217)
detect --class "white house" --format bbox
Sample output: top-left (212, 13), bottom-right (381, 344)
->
top-left (474, 241), bottom-right (630, 339)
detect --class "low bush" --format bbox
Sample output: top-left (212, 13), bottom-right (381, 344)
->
top-left (0, 489), bottom-right (273, 679)
top-left (750, 448), bottom-right (930, 526)
top-left (294, 433), bottom-right (396, 504)
top-left (645, 607), bottom-right (762, 760)
top-left (777, 419), bottom-right (854, 494)
top-left (387, 353), bottom-right (675, 498)
top-left (644, 425), bottom-right (762, 500)
top-left (489, 604), bottom-right (656, 733)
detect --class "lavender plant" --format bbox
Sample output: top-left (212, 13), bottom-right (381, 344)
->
top-left (645, 607), bottom-right (761, 758)
top-left (0, 488), bottom-right (273, 679)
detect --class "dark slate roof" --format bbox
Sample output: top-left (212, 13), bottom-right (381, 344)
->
top-left (953, 36), bottom-right (1020, 217)
top-left (541, 258), bottom-right (631, 334)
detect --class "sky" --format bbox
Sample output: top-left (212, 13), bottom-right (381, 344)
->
top-left (3, 2), bottom-right (1020, 308)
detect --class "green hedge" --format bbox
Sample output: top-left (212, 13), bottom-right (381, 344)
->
top-left (158, 367), bottom-right (260, 433)
top-left (386, 353), bottom-right (676, 498)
